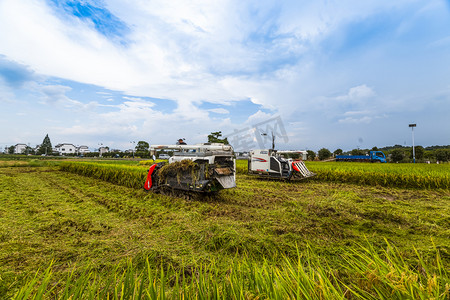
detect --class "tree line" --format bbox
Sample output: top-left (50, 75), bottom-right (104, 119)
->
top-left (309, 146), bottom-right (450, 163)
top-left (4, 133), bottom-right (449, 163)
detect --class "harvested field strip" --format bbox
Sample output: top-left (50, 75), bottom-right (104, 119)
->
top-left (0, 159), bottom-right (58, 168)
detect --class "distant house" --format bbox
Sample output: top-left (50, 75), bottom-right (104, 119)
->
top-left (77, 145), bottom-right (90, 154)
top-left (298, 151), bottom-right (308, 161)
top-left (14, 143), bottom-right (27, 154)
top-left (54, 143), bottom-right (77, 155)
top-left (99, 146), bottom-right (109, 157)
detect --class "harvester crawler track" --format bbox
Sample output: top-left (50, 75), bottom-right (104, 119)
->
top-left (153, 185), bottom-right (218, 201)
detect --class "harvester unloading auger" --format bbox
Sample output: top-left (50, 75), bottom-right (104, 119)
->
top-left (248, 149), bottom-right (316, 180)
top-left (144, 143), bottom-right (236, 199)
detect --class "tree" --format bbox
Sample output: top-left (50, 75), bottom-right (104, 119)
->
top-left (435, 149), bottom-right (449, 162)
top-left (306, 150), bottom-right (316, 161)
top-left (318, 148), bottom-right (332, 160)
top-left (8, 145), bottom-right (15, 154)
top-left (333, 149), bottom-right (343, 156)
top-left (135, 141), bottom-right (150, 158)
top-left (208, 131), bottom-right (229, 144)
top-left (37, 134), bottom-right (53, 155)
top-left (24, 145), bottom-right (35, 155)
top-left (351, 149), bottom-right (365, 156)
top-left (371, 146), bottom-right (379, 151)
top-left (390, 149), bottom-right (404, 163)
top-left (411, 146), bottom-right (424, 160)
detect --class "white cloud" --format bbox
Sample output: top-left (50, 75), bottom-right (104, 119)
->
top-left (0, 0), bottom-right (388, 107)
top-left (336, 85), bottom-right (376, 102)
top-left (337, 110), bottom-right (387, 124)
top-left (245, 110), bottom-right (275, 125)
top-left (0, 79), bottom-right (15, 103)
top-left (38, 84), bottom-right (99, 111)
top-left (343, 110), bottom-right (371, 116)
top-left (208, 108), bottom-right (229, 114)
top-left (0, 0), bottom-right (424, 113)
top-left (338, 116), bottom-right (373, 124)
top-left (277, 1), bottom-right (414, 41)
top-left (1, 0), bottom-right (449, 150)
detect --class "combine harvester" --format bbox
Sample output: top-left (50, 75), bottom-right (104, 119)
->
top-left (144, 143), bottom-right (236, 199)
top-left (248, 149), bottom-right (316, 180)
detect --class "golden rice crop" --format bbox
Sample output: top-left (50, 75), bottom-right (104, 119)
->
top-left (236, 159), bottom-right (449, 189)
top-left (61, 160), bottom-right (449, 190)
top-left (307, 162), bottom-right (450, 189)
top-left (139, 159), bottom-right (165, 165)
top-left (60, 162), bottom-right (149, 189)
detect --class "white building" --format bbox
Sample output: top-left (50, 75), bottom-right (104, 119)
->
top-left (99, 146), bottom-right (109, 156)
top-left (14, 143), bottom-right (27, 154)
top-left (54, 143), bottom-right (77, 155)
top-left (296, 151), bottom-right (308, 161)
top-left (77, 145), bottom-right (90, 154)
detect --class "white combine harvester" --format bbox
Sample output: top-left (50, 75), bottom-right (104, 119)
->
top-left (248, 149), bottom-right (316, 180)
top-left (144, 143), bottom-right (236, 198)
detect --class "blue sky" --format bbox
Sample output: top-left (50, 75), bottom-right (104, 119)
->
top-left (1, 0), bottom-right (449, 152)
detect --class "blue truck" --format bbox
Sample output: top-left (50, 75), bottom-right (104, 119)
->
top-left (336, 151), bottom-right (386, 163)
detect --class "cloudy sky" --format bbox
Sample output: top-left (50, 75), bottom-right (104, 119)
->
top-left (1, 0), bottom-right (449, 152)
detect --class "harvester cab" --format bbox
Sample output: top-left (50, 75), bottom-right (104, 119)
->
top-left (248, 149), bottom-right (316, 180)
top-left (145, 143), bottom-right (236, 197)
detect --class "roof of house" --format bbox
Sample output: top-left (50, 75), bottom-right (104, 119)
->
top-left (55, 143), bottom-right (76, 148)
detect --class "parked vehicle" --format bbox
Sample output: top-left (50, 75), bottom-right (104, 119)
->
top-left (158, 154), bottom-right (170, 159)
top-left (336, 151), bottom-right (386, 163)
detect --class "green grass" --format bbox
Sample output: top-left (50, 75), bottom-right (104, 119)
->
top-left (0, 163), bottom-right (449, 298)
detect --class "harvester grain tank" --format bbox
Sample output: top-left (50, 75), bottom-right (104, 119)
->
top-left (248, 149), bottom-right (316, 180)
top-left (144, 143), bottom-right (236, 197)
top-left (335, 151), bottom-right (386, 163)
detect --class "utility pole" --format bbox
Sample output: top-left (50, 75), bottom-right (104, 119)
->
top-left (409, 123), bottom-right (416, 163)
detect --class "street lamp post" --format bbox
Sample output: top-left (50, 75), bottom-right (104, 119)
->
top-left (98, 143), bottom-right (103, 157)
top-left (130, 141), bottom-right (135, 158)
top-left (409, 124), bottom-right (416, 163)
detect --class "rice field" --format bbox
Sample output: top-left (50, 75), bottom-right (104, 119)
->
top-left (14, 157), bottom-right (448, 191)
top-left (236, 159), bottom-right (450, 189)
top-left (1, 159), bottom-right (449, 298)
top-left (307, 161), bottom-right (450, 189)
top-left (59, 159), bottom-right (450, 190)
